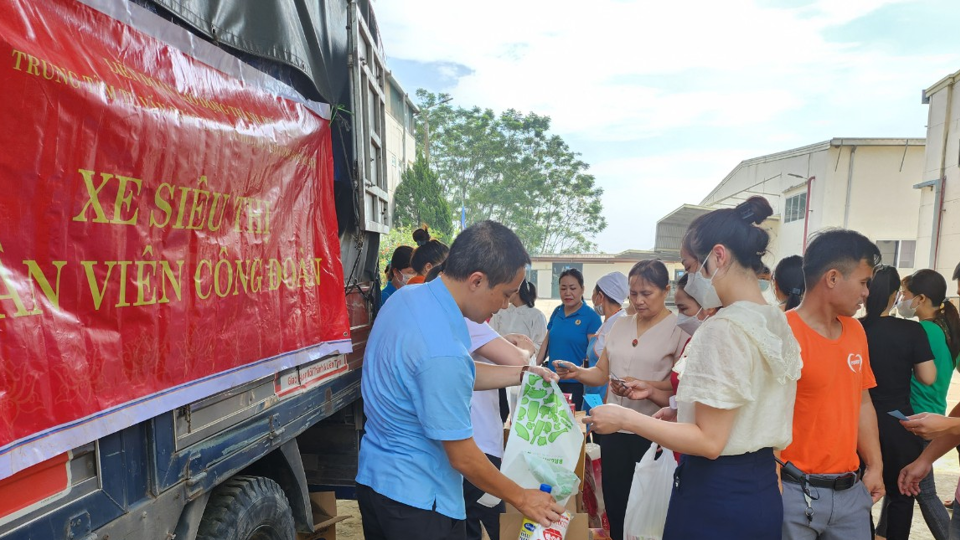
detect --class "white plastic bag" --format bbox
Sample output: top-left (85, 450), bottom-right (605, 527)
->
top-left (501, 373), bottom-right (584, 506)
top-left (623, 444), bottom-right (676, 540)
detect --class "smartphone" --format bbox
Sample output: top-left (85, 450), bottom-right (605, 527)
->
top-left (609, 371), bottom-right (623, 384)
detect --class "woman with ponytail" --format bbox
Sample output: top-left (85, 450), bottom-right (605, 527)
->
top-left (773, 255), bottom-right (805, 311)
top-left (899, 270), bottom-right (960, 416)
top-left (859, 266), bottom-right (937, 540)
top-left (582, 196), bottom-right (801, 539)
top-left (895, 270), bottom-right (960, 539)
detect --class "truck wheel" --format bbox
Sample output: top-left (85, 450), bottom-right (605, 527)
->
top-left (196, 475), bottom-right (296, 540)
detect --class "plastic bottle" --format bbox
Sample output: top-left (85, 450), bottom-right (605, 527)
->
top-left (518, 484), bottom-right (553, 540)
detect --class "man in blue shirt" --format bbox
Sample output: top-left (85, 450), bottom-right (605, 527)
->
top-left (356, 220), bottom-right (564, 540)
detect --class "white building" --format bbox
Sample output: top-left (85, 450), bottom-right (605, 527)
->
top-left (663, 138), bottom-right (927, 273)
top-left (918, 70), bottom-right (960, 289)
top-left (385, 72), bottom-right (418, 221)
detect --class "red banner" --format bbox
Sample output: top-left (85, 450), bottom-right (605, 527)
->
top-left (0, 0), bottom-right (350, 479)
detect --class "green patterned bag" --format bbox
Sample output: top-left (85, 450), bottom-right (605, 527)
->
top-left (500, 373), bottom-right (583, 506)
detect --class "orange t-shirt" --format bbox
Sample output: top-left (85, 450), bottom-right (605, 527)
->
top-left (407, 276), bottom-right (426, 285)
top-left (781, 311), bottom-right (877, 474)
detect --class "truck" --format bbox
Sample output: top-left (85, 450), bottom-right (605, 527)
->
top-left (0, 0), bottom-right (397, 538)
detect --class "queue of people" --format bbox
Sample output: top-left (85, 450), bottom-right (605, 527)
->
top-left (363, 208), bottom-right (960, 540)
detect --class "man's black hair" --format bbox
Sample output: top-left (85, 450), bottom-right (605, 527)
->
top-left (802, 229), bottom-right (881, 290)
top-left (444, 220), bottom-right (530, 287)
top-left (953, 260), bottom-right (960, 281)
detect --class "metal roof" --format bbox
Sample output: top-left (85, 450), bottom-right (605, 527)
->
top-left (654, 205), bottom-right (712, 252)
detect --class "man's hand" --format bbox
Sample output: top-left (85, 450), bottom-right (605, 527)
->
top-left (552, 360), bottom-right (580, 380)
top-left (901, 413), bottom-right (960, 440)
top-left (862, 466), bottom-right (884, 504)
top-left (898, 458), bottom-right (932, 496)
top-left (527, 365), bottom-right (559, 384)
top-left (514, 488), bottom-right (565, 527)
top-left (504, 333), bottom-right (536, 357)
top-left (582, 404), bottom-right (630, 434)
top-left (653, 406), bottom-right (677, 422)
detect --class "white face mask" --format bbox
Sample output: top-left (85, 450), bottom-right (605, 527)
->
top-left (684, 258), bottom-right (723, 309)
top-left (897, 295), bottom-right (918, 318)
top-left (676, 311), bottom-right (704, 336)
top-left (758, 280), bottom-right (771, 292)
top-left (400, 272), bottom-right (415, 285)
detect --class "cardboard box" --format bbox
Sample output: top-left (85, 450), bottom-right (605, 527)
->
top-left (307, 492), bottom-right (350, 540)
top-left (501, 404), bottom-right (592, 536)
top-left (500, 512), bottom-right (591, 540)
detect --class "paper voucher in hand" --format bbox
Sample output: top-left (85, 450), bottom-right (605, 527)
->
top-left (501, 373), bottom-right (584, 506)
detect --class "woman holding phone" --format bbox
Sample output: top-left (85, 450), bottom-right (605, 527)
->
top-left (555, 260), bottom-right (688, 540)
top-left (536, 268), bottom-right (602, 410)
top-left (581, 197), bottom-right (802, 540)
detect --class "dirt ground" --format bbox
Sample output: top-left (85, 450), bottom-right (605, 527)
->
top-left (333, 378), bottom-right (960, 540)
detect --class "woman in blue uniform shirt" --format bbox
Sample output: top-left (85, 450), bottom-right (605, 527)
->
top-left (535, 268), bottom-right (602, 410)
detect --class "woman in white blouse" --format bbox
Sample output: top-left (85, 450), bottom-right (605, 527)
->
top-left (490, 279), bottom-right (548, 418)
top-left (583, 196), bottom-right (802, 540)
top-left (555, 260), bottom-right (688, 540)
top-left (489, 279), bottom-right (547, 357)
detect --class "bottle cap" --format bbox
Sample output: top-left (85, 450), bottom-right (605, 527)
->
top-left (539, 483), bottom-right (552, 494)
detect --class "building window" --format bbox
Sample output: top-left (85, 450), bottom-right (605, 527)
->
top-left (527, 269), bottom-right (539, 296)
top-left (784, 193), bottom-right (807, 223)
top-left (388, 83), bottom-right (404, 122)
top-left (877, 240), bottom-right (917, 269)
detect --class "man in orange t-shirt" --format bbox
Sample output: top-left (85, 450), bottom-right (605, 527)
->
top-left (781, 229), bottom-right (883, 540)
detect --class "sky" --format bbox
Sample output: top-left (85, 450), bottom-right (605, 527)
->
top-left (373, 0), bottom-right (960, 254)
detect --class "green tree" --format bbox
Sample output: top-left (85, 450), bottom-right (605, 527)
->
top-left (392, 151), bottom-right (454, 238)
top-left (415, 90), bottom-right (605, 254)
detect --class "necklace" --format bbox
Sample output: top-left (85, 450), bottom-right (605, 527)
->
top-left (632, 309), bottom-right (668, 347)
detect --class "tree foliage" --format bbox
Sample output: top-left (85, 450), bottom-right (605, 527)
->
top-left (392, 151), bottom-right (454, 238)
top-left (415, 90), bottom-right (606, 254)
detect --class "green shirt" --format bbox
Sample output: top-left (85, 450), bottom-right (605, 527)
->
top-left (910, 321), bottom-right (956, 415)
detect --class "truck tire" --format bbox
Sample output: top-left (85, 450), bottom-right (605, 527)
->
top-left (196, 475), bottom-right (296, 540)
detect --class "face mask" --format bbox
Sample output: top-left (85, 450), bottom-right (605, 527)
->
top-left (401, 272), bottom-right (415, 285)
top-left (684, 258), bottom-right (723, 309)
top-left (897, 295), bottom-right (917, 318)
top-left (594, 304), bottom-right (604, 316)
top-left (676, 311), bottom-right (703, 335)
top-left (759, 280), bottom-right (771, 292)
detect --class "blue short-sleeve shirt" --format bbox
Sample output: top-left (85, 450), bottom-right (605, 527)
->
top-left (356, 279), bottom-right (476, 520)
top-left (379, 281), bottom-right (397, 307)
top-left (546, 302), bottom-right (602, 382)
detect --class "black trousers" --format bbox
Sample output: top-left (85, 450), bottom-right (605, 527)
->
top-left (357, 483), bottom-right (466, 540)
top-left (874, 401), bottom-right (924, 540)
top-left (600, 431), bottom-right (653, 540)
top-left (558, 381), bottom-right (584, 411)
top-left (462, 454), bottom-right (505, 540)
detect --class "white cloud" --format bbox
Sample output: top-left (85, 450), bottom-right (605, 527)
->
top-left (589, 150), bottom-right (754, 252)
top-left (375, 0), bottom-right (960, 252)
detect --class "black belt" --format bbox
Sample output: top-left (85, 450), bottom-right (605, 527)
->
top-left (782, 471), bottom-right (859, 491)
